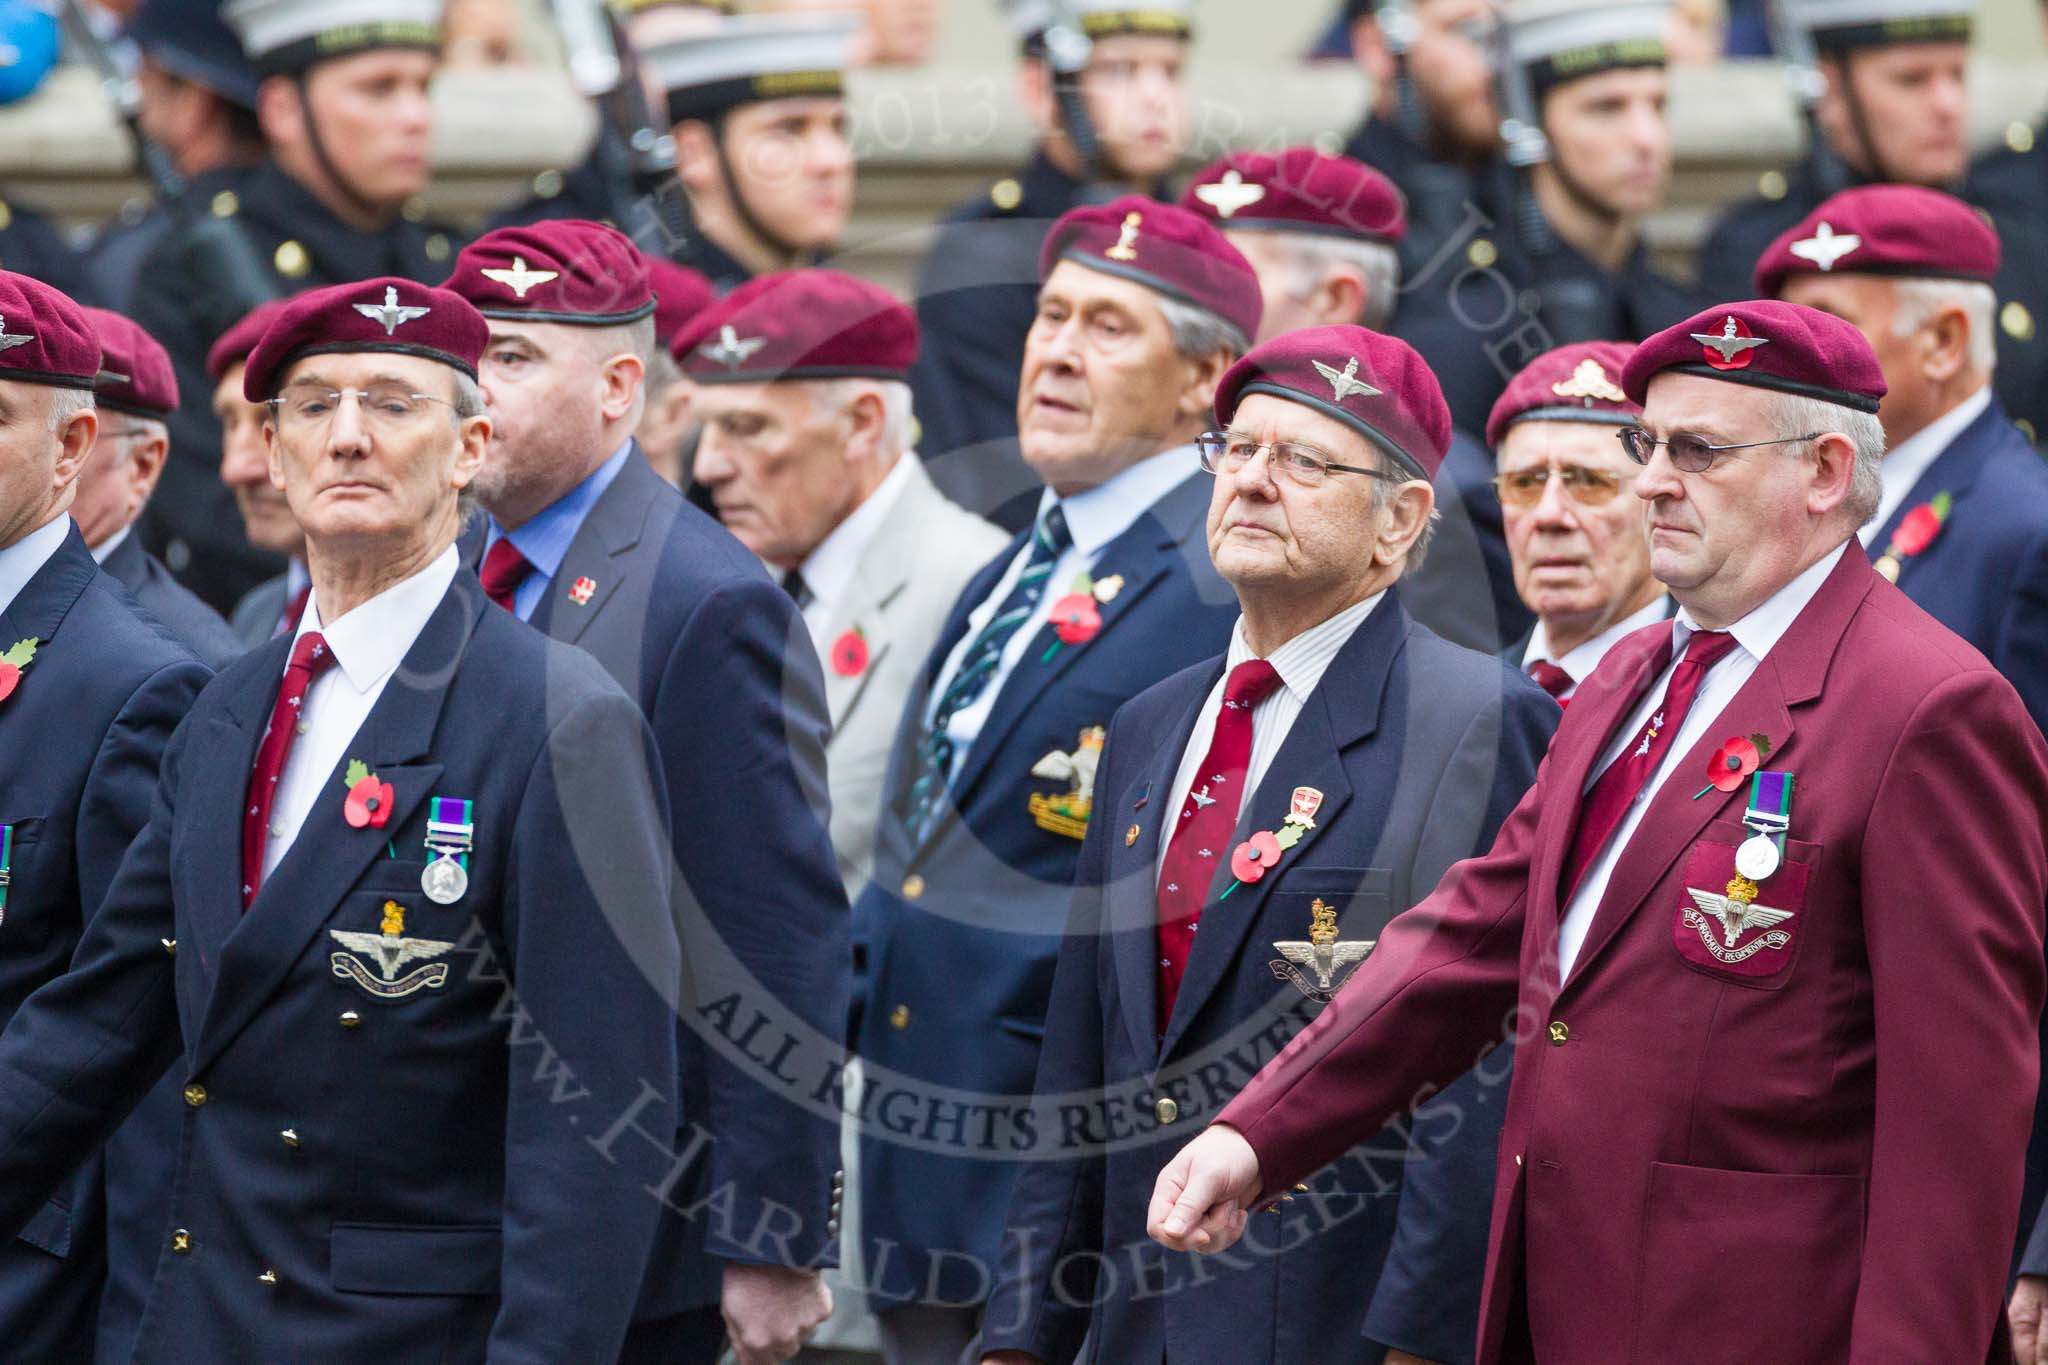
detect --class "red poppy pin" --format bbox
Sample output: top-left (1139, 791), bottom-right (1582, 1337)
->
top-left (1221, 786), bottom-right (1323, 898)
top-left (1873, 491), bottom-right (1951, 583)
top-left (830, 627), bottom-right (869, 677)
top-left (1694, 733), bottom-right (1771, 799)
top-left (1041, 593), bottom-right (1102, 662)
top-left (343, 758), bottom-right (394, 829)
top-left (0, 638), bottom-right (38, 705)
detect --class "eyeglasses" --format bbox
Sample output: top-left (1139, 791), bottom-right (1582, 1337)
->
top-left (1492, 464), bottom-right (1629, 508)
top-left (267, 384), bottom-right (455, 435)
top-left (1616, 427), bottom-right (1822, 473)
top-left (1197, 432), bottom-right (1403, 489)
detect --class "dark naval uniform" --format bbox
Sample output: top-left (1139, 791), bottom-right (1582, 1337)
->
top-left (909, 153), bottom-right (1107, 533)
top-left (1344, 113), bottom-right (1503, 282)
top-left (1698, 151), bottom-right (2048, 442)
top-left (127, 159), bottom-right (462, 612)
top-left (0, 195), bottom-right (88, 302)
top-left (1393, 179), bottom-right (1701, 441)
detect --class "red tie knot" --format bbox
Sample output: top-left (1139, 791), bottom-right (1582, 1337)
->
top-left (289, 630), bottom-right (336, 679)
top-left (1680, 628), bottom-right (1738, 672)
top-left (1526, 659), bottom-right (1573, 700)
top-left (1225, 657), bottom-right (1283, 709)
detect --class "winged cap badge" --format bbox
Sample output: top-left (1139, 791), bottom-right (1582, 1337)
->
top-left (699, 324), bottom-right (768, 370)
top-left (1691, 315), bottom-right (1769, 368)
top-left (0, 315), bottom-right (31, 353)
top-left (1550, 357), bottom-right (1627, 404)
top-left (354, 286), bottom-right (430, 336)
top-left (1788, 221), bottom-right (1861, 272)
top-left (1194, 169), bottom-right (1267, 219)
top-left (328, 901), bottom-right (456, 998)
top-left (1313, 356), bottom-right (1381, 402)
top-left (479, 255), bottom-right (561, 299)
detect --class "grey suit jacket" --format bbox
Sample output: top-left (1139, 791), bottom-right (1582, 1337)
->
top-left (818, 460), bottom-right (1007, 898)
top-left (229, 572), bottom-right (293, 649)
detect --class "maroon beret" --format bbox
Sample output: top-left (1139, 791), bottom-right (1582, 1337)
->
top-left (1179, 147), bottom-right (1407, 245)
top-left (1040, 195), bottom-right (1262, 345)
top-left (243, 277), bottom-right (489, 402)
top-left (1485, 340), bottom-right (1640, 447)
top-left (81, 307), bottom-right (178, 418)
top-left (1621, 299), bottom-right (1886, 414)
top-left (1214, 325), bottom-right (1451, 481)
top-left (673, 269), bottom-right (916, 384)
top-left (443, 221), bottom-right (656, 326)
top-left (207, 296), bottom-right (298, 384)
top-left (644, 254), bottom-right (716, 352)
top-left (1753, 184), bottom-right (2001, 297)
top-left (0, 270), bottom-right (101, 391)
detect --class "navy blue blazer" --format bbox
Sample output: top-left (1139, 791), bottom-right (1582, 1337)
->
top-left (1401, 430), bottom-right (1532, 655)
top-left (0, 526), bottom-right (207, 1362)
top-left (100, 527), bottom-right (243, 669)
top-left (852, 470), bottom-right (1240, 1306)
top-left (466, 448), bottom-right (850, 1318)
top-left (0, 572), bottom-right (681, 1364)
top-left (978, 596), bottom-right (1557, 1365)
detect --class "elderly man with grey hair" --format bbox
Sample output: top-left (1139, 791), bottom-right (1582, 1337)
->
top-left (850, 196), bottom-right (1251, 1365)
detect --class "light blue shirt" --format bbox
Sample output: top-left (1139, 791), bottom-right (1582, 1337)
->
top-left (0, 515), bottom-right (72, 619)
top-left (481, 440), bottom-right (634, 621)
top-left (925, 442), bottom-right (1199, 782)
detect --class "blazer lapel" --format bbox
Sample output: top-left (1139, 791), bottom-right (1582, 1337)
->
top-left (182, 642), bottom-right (295, 982)
top-left (189, 582), bottom-right (480, 1072)
top-left (533, 447), bottom-right (661, 641)
top-left (1556, 547), bottom-right (1875, 996)
top-left (1107, 673), bottom-right (1217, 1062)
top-left (1154, 600), bottom-right (1406, 1059)
top-left (1866, 399), bottom-right (2003, 561)
top-left (0, 525), bottom-right (96, 652)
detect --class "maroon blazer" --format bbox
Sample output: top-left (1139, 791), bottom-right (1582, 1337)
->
top-left (1217, 541), bottom-right (2048, 1364)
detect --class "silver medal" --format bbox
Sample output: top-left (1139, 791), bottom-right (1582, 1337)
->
top-left (422, 854), bottom-right (468, 905)
top-left (1735, 833), bottom-right (1781, 881)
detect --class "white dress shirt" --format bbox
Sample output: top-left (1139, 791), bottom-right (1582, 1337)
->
top-left (1554, 542), bottom-right (1847, 980)
top-left (265, 545), bottom-right (458, 878)
top-left (1156, 594), bottom-right (1384, 888)
top-left (1521, 594), bottom-right (1671, 699)
top-left (925, 443), bottom-right (1197, 773)
top-left (784, 453), bottom-right (916, 655)
top-left (0, 515), bottom-right (73, 617)
top-left (1859, 385), bottom-right (1990, 547)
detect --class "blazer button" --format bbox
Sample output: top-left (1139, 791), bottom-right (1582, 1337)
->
top-left (258, 1268), bottom-right (279, 1286)
top-left (1547, 1021), bottom-right (1570, 1046)
top-left (160, 938), bottom-right (177, 956)
top-left (888, 1005), bottom-right (911, 1031)
top-left (901, 874), bottom-right (925, 901)
top-left (339, 1010), bottom-right (361, 1029)
top-left (183, 1083), bottom-right (208, 1108)
top-left (1154, 1097), bottom-right (1178, 1124)
top-left (280, 1128), bottom-right (301, 1149)
top-left (170, 1229), bottom-right (192, 1254)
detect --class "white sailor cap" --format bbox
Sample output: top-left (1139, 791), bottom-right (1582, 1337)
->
top-left (1503, 0), bottom-right (1668, 92)
top-left (222, 0), bottom-right (442, 75)
top-left (1776, 0), bottom-right (1972, 50)
top-left (999, 0), bottom-right (1193, 43)
top-left (644, 13), bottom-right (858, 124)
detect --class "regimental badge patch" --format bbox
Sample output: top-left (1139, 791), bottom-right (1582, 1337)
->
top-left (329, 902), bottom-right (456, 999)
top-left (1671, 838), bottom-right (1810, 982)
top-left (1269, 898), bottom-right (1373, 1004)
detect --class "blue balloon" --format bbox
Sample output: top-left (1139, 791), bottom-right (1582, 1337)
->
top-left (0, 4), bottom-right (59, 107)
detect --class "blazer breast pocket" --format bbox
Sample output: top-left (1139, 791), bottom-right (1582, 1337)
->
top-left (1669, 833), bottom-right (1819, 991)
top-left (1266, 866), bottom-right (1392, 1006)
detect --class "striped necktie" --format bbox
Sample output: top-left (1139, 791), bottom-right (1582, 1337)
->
top-left (906, 504), bottom-right (1073, 838)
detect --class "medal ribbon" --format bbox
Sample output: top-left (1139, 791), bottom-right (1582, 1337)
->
top-left (426, 797), bottom-right (473, 870)
top-left (0, 824), bottom-right (11, 923)
top-left (1743, 770), bottom-right (1793, 857)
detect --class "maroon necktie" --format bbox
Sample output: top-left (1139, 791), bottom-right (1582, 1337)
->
top-left (1156, 658), bottom-right (1284, 1032)
top-left (276, 583), bottom-right (311, 639)
top-left (479, 538), bottom-right (533, 613)
top-left (1526, 659), bottom-right (1574, 702)
top-left (1558, 629), bottom-right (1738, 903)
top-left (242, 631), bottom-right (337, 908)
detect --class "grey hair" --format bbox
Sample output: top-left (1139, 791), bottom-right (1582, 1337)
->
top-left (1276, 233), bottom-right (1403, 330)
top-left (1155, 293), bottom-right (1250, 364)
top-left (1891, 277), bottom-right (1996, 376)
top-left (643, 346), bottom-right (683, 395)
top-left (450, 371), bottom-right (486, 524)
top-left (1764, 389), bottom-right (1887, 527)
top-left (809, 377), bottom-right (915, 455)
top-left (46, 386), bottom-right (95, 434)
